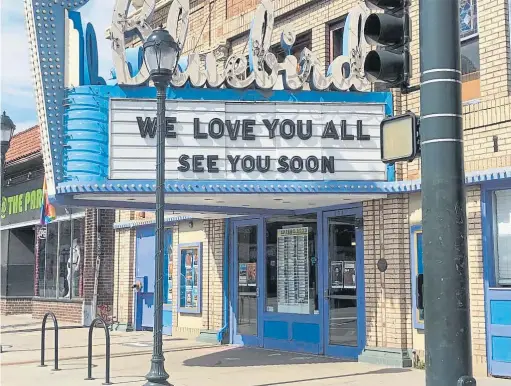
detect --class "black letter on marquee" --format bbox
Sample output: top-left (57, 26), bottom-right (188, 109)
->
top-left (341, 120), bottom-right (355, 140)
top-left (194, 118), bottom-right (207, 139)
top-left (192, 155), bottom-right (205, 172)
top-left (256, 156), bottom-right (271, 172)
top-left (207, 155), bottom-right (219, 173)
top-left (208, 118), bottom-right (225, 139)
top-left (226, 120), bottom-right (240, 140)
top-left (356, 120), bottom-right (370, 140)
top-left (322, 120), bottom-right (339, 139)
top-left (263, 119), bottom-right (279, 139)
top-left (165, 117), bottom-right (177, 138)
top-left (290, 156), bottom-right (303, 173)
top-left (242, 120), bottom-right (256, 140)
top-left (137, 117), bottom-right (157, 138)
top-left (305, 156), bottom-right (319, 173)
top-left (241, 156), bottom-right (255, 172)
top-left (297, 120), bottom-right (312, 140)
top-left (280, 119), bottom-right (295, 140)
top-left (277, 156), bottom-right (289, 173)
top-left (227, 155), bottom-right (240, 172)
top-left (321, 156), bottom-right (335, 173)
top-left (178, 154), bottom-right (190, 172)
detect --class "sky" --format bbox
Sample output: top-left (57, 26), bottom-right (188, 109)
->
top-left (0, 0), bottom-right (116, 133)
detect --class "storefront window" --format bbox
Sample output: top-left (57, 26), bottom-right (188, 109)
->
top-left (5, 227), bottom-right (35, 296)
top-left (36, 214), bottom-right (85, 298)
top-left (43, 222), bottom-right (59, 298)
top-left (265, 214), bottom-right (318, 314)
top-left (459, 0), bottom-right (480, 101)
top-left (71, 218), bottom-right (85, 298)
top-left (493, 190), bottom-right (511, 287)
top-left (178, 242), bottom-right (202, 313)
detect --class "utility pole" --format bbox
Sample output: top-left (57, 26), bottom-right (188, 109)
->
top-left (419, 1), bottom-right (476, 385)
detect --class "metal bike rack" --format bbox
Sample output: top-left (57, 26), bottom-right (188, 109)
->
top-left (85, 317), bottom-right (111, 385)
top-left (40, 312), bottom-right (59, 370)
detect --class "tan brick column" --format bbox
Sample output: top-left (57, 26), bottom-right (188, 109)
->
top-left (112, 210), bottom-right (137, 331)
top-left (466, 186), bottom-right (487, 376)
top-left (202, 219), bottom-right (225, 330)
top-left (360, 195), bottom-right (413, 367)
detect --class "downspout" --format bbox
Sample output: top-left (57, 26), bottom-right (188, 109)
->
top-left (217, 218), bottom-right (230, 343)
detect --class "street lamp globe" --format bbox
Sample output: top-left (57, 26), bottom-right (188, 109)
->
top-left (1, 111), bottom-right (16, 145)
top-left (143, 27), bottom-right (179, 84)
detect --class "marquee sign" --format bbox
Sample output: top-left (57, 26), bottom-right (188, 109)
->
top-left (109, 99), bottom-right (386, 181)
top-left (24, 0), bottom-right (395, 212)
top-left (111, 0), bottom-right (372, 91)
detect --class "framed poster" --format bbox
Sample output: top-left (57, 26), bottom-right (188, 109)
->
top-left (238, 263), bottom-right (248, 286)
top-left (247, 263), bottom-right (257, 287)
top-left (331, 261), bottom-right (343, 289)
top-left (343, 261), bottom-right (356, 289)
top-left (178, 242), bottom-right (202, 313)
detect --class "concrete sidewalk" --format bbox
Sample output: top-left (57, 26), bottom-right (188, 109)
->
top-left (1, 324), bottom-right (509, 386)
top-left (1, 313), bottom-right (82, 334)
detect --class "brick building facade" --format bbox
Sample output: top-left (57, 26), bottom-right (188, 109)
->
top-left (112, 212), bottom-right (225, 340)
top-left (1, 127), bottom-right (116, 324)
top-left (109, 0), bottom-right (510, 379)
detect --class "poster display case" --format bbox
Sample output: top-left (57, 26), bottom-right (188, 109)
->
top-left (276, 227), bottom-right (310, 314)
top-left (178, 242), bottom-right (202, 314)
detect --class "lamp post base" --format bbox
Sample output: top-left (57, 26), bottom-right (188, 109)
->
top-left (144, 354), bottom-right (171, 385)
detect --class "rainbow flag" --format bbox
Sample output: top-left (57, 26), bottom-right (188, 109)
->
top-left (40, 177), bottom-right (56, 225)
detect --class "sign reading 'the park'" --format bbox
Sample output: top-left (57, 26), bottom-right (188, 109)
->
top-left (109, 99), bottom-right (387, 181)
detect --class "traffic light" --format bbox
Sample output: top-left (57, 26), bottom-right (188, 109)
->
top-left (364, 0), bottom-right (410, 88)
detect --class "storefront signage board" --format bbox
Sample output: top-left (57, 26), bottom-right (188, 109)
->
top-left (109, 99), bottom-right (387, 182)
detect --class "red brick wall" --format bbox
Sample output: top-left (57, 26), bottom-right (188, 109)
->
top-left (97, 210), bottom-right (115, 319)
top-left (83, 209), bottom-right (116, 320)
top-left (0, 298), bottom-right (33, 315)
top-left (32, 299), bottom-right (83, 324)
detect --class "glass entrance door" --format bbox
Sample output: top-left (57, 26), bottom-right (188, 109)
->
top-left (232, 219), bottom-right (263, 346)
top-left (322, 208), bottom-right (365, 357)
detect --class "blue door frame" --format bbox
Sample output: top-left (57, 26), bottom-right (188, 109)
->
top-left (322, 208), bottom-right (366, 358)
top-left (231, 218), bottom-right (264, 346)
top-left (135, 227), bottom-right (173, 334)
top-left (229, 205), bottom-right (365, 358)
top-left (482, 181), bottom-right (511, 377)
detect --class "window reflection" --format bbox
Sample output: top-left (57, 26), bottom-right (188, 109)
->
top-left (35, 216), bottom-right (86, 299)
top-left (237, 225), bottom-right (258, 336)
top-left (44, 223), bottom-right (58, 298)
top-left (327, 216), bottom-right (358, 346)
top-left (71, 218), bottom-right (85, 298)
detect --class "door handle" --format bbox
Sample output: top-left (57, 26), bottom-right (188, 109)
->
top-left (256, 288), bottom-right (260, 297)
top-left (132, 280), bottom-right (143, 292)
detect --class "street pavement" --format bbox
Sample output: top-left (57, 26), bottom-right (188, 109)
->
top-left (1, 314), bottom-right (510, 386)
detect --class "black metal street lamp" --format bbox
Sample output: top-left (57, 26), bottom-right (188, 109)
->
top-left (1, 111), bottom-right (16, 194)
top-left (142, 27), bottom-right (180, 386)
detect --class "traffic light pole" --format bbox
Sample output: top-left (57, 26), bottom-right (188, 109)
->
top-left (419, 1), bottom-right (476, 386)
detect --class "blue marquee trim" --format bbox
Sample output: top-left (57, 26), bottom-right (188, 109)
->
top-left (53, 166), bottom-right (511, 198)
top-left (55, 179), bottom-right (394, 194)
top-left (68, 11), bottom-right (85, 86)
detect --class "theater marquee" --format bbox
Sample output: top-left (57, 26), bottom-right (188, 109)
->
top-left (109, 99), bottom-right (386, 181)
